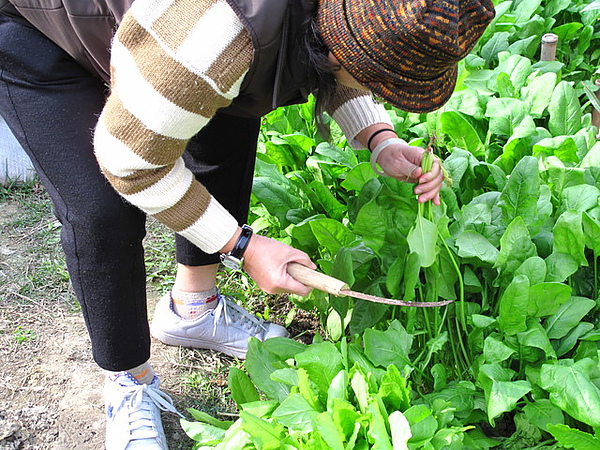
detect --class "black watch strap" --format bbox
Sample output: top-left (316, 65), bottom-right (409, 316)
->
top-left (230, 224), bottom-right (253, 260)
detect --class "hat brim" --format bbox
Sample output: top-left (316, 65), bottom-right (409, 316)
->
top-left (364, 67), bottom-right (457, 114)
top-left (318, 0), bottom-right (458, 113)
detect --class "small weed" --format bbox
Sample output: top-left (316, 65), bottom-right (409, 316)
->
top-left (144, 218), bottom-right (177, 293)
top-left (175, 351), bottom-right (238, 419)
top-left (0, 176), bottom-right (39, 201)
top-left (13, 326), bottom-right (36, 343)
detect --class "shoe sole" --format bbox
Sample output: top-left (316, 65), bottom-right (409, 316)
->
top-left (150, 327), bottom-right (247, 360)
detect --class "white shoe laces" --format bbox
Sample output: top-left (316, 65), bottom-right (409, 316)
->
top-left (212, 296), bottom-right (267, 336)
top-left (120, 381), bottom-right (183, 438)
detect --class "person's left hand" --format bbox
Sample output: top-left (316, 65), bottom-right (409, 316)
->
top-left (376, 141), bottom-right (444, 206)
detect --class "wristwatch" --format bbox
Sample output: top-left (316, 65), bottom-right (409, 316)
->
top-left (220, 224), bottom-right (253, 271)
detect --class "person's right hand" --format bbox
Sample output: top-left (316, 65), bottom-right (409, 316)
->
top-left (242, 234), bottom-right (316, 296)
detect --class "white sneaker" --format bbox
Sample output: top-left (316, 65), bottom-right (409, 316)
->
top-left (150, 293), bottom-right (289, 359)
top-left (105, 372), bottom-right (181, 450)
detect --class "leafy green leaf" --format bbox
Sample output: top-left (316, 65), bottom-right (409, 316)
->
top-left (350, 369), bottom-right (370, 414)
top-left (422, 381), bottom-right (477, 420)
top-left (295, 341), bottom-right (344, 398)
top-left (456, 230), bottom-right (499, 265)
top-left (515, 257), bottom-right (546, 285)
top-left (521, 69), bottom-right (557, 117)
top-left (272, 393), bottom-right (319, 432)
top-left (498, 156), bottom-right (540, 229)
top-left (330, 398), bottom-right (360, 442)
top-left (263, 337), bottom-right (307, 360)
top-left (553, 211), bottom-right (588, 266)
top-left (547, 423), bottom-right (600, 450)
top-left (327, 369), bottom-right (348, 410)
top-left (315, 141), bottom-right (358, 168)
top-left (180, 419), bottom-right (226, 445)
top-left (498, 275), bottom-right (530, 335)
top-left (523, 399), bottom-right (564, 433)
top-left (545, 296), bottom-right (597, 339)
top-left (363, 321), bottom-right (413, 372)
top-left (350, 300), bottom-right (389, 336)
top-left (548, 81), bottom-right (582, 136)
top-left (389, 411), bottom-right (411, 450)
top-left (214, 418), bottom-right (252, 449)
top-left (540, 359), bottom-right (600, 427)
top-left (253, 174), bottom-right (302, 227)
top-left (545, 252), bottom-right (580, 283)
top-left (186, 408), bottom-right (233, 430)
top-left (527, 282), bottom-right (572, 317)
top-left (228, 368), bottom-right (260, 406)
top-left (517, 319), bottom-right (557, 360)
top-left (309, 218), bottom-right (355, 255)
top-left (533, 136), bottom-right (580, 164)
top-left (485, 98), bottom-right (529, 137)
top-left (240, 411), bottom-right (285, 450)
top-left (378, 364), bottom-right (411, 413)
top-left (245, 338), bottom-right (290, 403)
top-left (439, 110), bottom-right (485, 156)
top-left (483, 335), bottom-right (516, 364)
top-left (583, 212), bottom-right (600, 255)
top-left (477, 364), bottom-right (532, 423)
top-left (480, 32), bottom-right (510, 64)
top-left (561, 185), bottom-right (600, 213)
top-left (341, 162), bottom-right (377, 192)
top-left (495, 217), bottom-right (537, 278)
top-left (555, 322), bottom-right (595, 357)
top-left (366, 398), bottom-right (393, 450)
top-left (407, 214), bottom-right (439, 268)
top-left (354, 197), bottom-right (389, 253)
top-left (309, 181), bottom-right (345, 221)
top-left (404, 405), bottom-right (438, 444)
top-left (313, 411), bottom-right (346, 450)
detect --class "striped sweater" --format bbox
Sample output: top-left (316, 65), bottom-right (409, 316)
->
top-left (93, 0), bottom-right (392, 254)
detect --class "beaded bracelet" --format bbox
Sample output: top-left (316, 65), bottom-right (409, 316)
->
top-left (366, 127), bottom-right (396, 151)
top-left (370, 137), bottom-right (407, 176)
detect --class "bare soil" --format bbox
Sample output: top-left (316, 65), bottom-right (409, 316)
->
top-left (0, 191), bottom-right (320, 449)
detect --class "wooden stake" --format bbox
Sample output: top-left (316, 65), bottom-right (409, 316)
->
top-left (540, 33), bottom-right (558, 61)
top-left (592, 79), bottom-right (600, 130)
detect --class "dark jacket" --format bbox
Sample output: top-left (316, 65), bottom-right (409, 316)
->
top-left (0, 0), bottom-right (317, 117)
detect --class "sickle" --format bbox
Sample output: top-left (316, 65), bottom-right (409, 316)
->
top-left (287, 262), bottom-right (453, 307)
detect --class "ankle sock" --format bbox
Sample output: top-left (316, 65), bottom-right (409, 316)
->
top-left (108, 361), bottom-right (155, 385)
top-left (171, 287), bottom-right (219, 320)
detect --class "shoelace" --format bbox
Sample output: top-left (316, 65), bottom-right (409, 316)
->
top-left (120, 381), bottom-right (183, 438)
top-left (212, 296), bottom-right (267, 336)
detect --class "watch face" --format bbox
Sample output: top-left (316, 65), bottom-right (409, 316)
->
top-left (220, 254), bottom-right (242, 271)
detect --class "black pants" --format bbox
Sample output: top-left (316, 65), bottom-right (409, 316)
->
top-left (0, 15), bottom-right (260, 371)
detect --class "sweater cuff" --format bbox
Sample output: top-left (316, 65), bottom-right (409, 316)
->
top-left (176, 197), bottom-right (239, 254)
top-left (331, 96), bottom-right (393, 149)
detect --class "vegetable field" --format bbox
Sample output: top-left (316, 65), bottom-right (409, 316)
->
top-left (185, 1), bottom-right (600, 448)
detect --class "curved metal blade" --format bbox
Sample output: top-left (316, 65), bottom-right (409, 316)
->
top-left (340, 289), bottom-right (454, 307)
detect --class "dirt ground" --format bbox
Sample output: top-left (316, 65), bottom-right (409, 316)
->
top-left (0, 199), bottom-right (201, 449)
top-left (0, 196), bottom-right (318, 449)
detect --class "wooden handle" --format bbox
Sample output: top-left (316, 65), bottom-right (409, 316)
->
top-left (287, 262), bottom-right (349, 296)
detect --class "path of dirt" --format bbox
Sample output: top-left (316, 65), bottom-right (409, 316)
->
top-left (0, 200), bottom-right (200, 449)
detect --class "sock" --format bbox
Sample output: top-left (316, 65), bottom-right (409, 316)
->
top-left (108, 361), bottom-right (155, 385)
top-left (171, 287), bottom-right (219, 320)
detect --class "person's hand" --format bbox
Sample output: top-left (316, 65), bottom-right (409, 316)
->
top-left (376, 141), bottom-right (444, 206)
top-left (242, 234), bottom-right (317, 296)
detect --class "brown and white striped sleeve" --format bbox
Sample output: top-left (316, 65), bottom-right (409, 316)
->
top-left (326, 85), bottom-right (393, 149)
top-left (93, 0), bottom-right (253, 253)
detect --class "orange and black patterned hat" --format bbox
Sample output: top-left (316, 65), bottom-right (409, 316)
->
top-left (317, 0), bottom-right (495, 113)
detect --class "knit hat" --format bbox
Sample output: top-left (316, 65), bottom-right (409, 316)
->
top-left (317, 0), bottom-right (495, 113)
